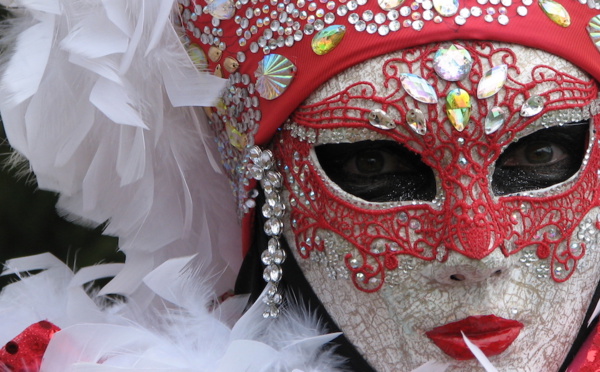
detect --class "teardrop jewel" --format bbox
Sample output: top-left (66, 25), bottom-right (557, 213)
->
top-left (520, 96), bottom-right (545, 117)
top-left (539, 0), bottom-right (571, 27)
top-left (446, 88), bottom-right (471, 131)
top-left (485, 107), bottom-right (506, 134)
top-left (311, 25), bottom-right (346, 55)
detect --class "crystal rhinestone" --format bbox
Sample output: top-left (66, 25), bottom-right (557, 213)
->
top-left (412, 20), bottom-right (424, 30)
top-left (205, 0), bottom-right (236, 19)
top-left (264, 264), bottom-right (283, 282)
top-left (379, 0), bottom-right (405, 10)
top-left (255, 54), bottom-right (297, 100)
top-left (355, 20), bottom-right (366, 31)
top-left (520, 96), bottom-right (545, 117)
top-left (498, 14), bottom-right (509, 24)
top-left (445, 88), bottom-right (471, 131)
top-left (471, 6), bottom-right (482, 15)
top-left (368, 109), bottom-right (396, 130)
top-left (406, 108), bottom-right (427, 135)
top-left (272, 249), bottom-right (286, 264)
top-left (264, 217), bottom-right (283, 235)
top-left (400, 73), bottom-right (438, 104)
top-left (587, 16), bottom-right (600, 53)
top-left (477, 64), bottom-right (507, 99)
top-left (261, 249), bottom-right (273, 264)
top-left (433, 44), bottom-right (473, 81)
top-left (517, 5), bottom-right (527, 15)
top-left (433, 0), bottom-right (459, 16)
top-left (378, 24), bottom-right (390, 35)
top-left (311, 25), bottom-right (346, 55)
top-left (367, 23), bottom-right (378, 33)
top-left (539, 0), bottom-right (570, 27)
top-left (484, 106), bottom-right (506, 134)
top-left (455, 15), bottom-right (466, 24)
top-left (390, 20), bottom-right (401, 30)
top-left (375, 12), bottom-right (387, 23)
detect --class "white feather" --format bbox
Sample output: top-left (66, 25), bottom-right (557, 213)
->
top-left (1, 255), bottom-right (346, 371)
top-left (461, 332), bottom-right (499, 372)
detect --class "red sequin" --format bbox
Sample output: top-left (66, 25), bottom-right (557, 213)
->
top-left (0, 321), bottom-right (60, 372)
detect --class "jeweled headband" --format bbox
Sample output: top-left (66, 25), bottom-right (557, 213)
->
top-left (181, 0), bottom-right (600, 142)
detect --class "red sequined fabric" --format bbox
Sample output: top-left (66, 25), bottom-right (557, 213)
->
top-left (273, 42), bottom-right (599, 292)
top-left (0, 321), bottom-right (60, 372)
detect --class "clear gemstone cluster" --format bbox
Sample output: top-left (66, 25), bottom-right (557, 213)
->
top-left (247, 146), bottom-right (288, 317)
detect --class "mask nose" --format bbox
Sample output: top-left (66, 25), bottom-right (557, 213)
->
top-left (423, 249), bottom-right (509, 285)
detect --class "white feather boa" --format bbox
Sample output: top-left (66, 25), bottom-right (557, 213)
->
top-left (0, 254), bottom-right (345, 371)
top-left (0, 0), bottom-right (242, 298)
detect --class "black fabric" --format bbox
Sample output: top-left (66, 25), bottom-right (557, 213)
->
top-left (235, 190), bottom-right (376, 372)
top-left (559, 278), bottom-right (600, 371)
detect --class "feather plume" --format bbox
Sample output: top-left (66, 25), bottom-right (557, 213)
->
top-left (0, 0), bottom-right (240, 301)
top-left (0, 255), bottom-right (346, 371)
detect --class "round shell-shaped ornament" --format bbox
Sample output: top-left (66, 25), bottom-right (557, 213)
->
top-left (255, 54), bottom-right (297, 100)
top-left (205, 0), bottom-right (236, 20)
top-left (587, 16), bottom-right (600, 53)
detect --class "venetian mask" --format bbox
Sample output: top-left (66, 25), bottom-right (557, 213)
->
top-left (273, 41), bottom-right (600, 370)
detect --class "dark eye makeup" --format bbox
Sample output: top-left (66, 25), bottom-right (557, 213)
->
top-left (315, 140), bottom-right (437, 202)
top-left (314, 120), bottom-right (589, 203)
top-left (491, 120), bottom-right (589, 195)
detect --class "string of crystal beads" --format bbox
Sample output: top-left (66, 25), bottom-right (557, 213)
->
top-left (246, 146), bottom-right (287, 318)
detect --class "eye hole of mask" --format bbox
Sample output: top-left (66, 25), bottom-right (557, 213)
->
top-left (314, 140), bottom-right (437, 202)
top-left (491, 120), bottom-right (589, 196)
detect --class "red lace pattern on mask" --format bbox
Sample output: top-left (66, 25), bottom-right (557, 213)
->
top-left (273, 42), bottom-right (599, 292)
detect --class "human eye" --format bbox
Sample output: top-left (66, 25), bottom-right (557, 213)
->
top-left (491, 120), bottom-right (589, 196)
top-left (314, 140), bottom-right (436, 202)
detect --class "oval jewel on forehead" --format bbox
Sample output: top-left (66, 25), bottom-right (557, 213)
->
top-left (520, 96), bottom-right (545, 117)
top-left (587, 16), bottom-right (600, 53)
top-left (406, 108), bottom-right (427, 135)
top-left (368, 109), bottom-right (396, 130)
top-left (446, 88), bottom-right (471, 132)
top-left (433, 0), bottom-right (459, 17)
top-left (400, 73), bottom-right (438, 104)
top-left (433, 44), bottom-right (473, 81)
top-left (477, 65), bottom-right (507, 99)
top-left (539, 0), bottom-right (571, 27)
top-left (485, 106), bottom-right (506, 134)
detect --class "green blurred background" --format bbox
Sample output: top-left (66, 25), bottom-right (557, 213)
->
top-left (0, 122), bottom-right (122, 289)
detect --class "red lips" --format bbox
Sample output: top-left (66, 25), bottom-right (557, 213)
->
top-left (426, 315), bottom-right (524, 360)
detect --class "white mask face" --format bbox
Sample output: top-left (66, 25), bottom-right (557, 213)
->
top-left (273, 42), bottom-right (600, 371)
